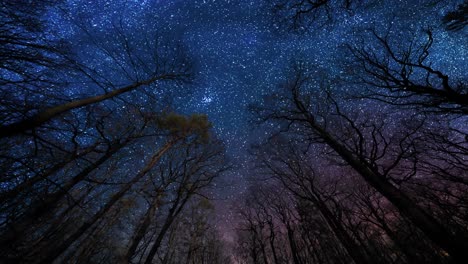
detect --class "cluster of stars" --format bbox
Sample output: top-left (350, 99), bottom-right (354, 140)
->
top-left (51, 0), bottom-right (466, 239)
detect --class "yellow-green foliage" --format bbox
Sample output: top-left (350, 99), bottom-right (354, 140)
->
top-left (157, 112), bottom-right (211, 141)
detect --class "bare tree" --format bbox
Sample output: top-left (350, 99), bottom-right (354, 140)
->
top-left (0, 21), bottom-right (192, 138)
top-left (348, 29), bottom-right (467, 114)
top-left (0, 0), bottom-right (71, 124)
top-left (349, 185), bottom-right (446, 263)
top-left (0, 4), bottom-right (232, 264)
top-left (159, 198), bottom-right (230, 264)
top-left (253, 138), bottom-right (373, 264)
top-left (251, 61), bottom-right (468, 262)
top-left (33, 114), bottom-right (214, 264)
top-left (269, 0), bottom-right (363, 33)
top-left (442, 1), bottom-right (468, 31)
top-left (141, 135), bottom-right (229, 264)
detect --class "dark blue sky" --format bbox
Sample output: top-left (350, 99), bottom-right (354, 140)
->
top-left (53, 0), bottom-right (466, 237)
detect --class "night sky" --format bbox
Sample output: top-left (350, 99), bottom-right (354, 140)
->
top-left (50, 0), bottom-right (466, 240)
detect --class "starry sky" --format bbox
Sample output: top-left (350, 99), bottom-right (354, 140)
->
top-left (51, 0), bottom-right (466, 239)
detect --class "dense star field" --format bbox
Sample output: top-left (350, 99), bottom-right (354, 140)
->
top-left (0, 0), bottom-right (467, 263)
top-left (61, 0), bottom-right (465, 217)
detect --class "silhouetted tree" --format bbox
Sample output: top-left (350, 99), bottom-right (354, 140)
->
top-left (141, 135), bottom-right (228, 264)
top-left (251, 61), bottom-right (468, 262)
top-left (159, 198), bottom-right (231, 264)
top-left (348, 29), bottom-right (467, 114)
top-left (442, 1), bottom-right (468, 31)
top-left (269, 0), bottom-right (363, 33)
top-left (0, 22), bottom-right (192, 138)
top-left (0, 0), bottom-right (71, 125)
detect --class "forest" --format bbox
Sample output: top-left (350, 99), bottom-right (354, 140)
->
top-left (0, 0), bottom-right (467, 263)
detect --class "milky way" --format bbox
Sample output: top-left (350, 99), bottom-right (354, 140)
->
top-left (53, 0), bottom-right (466, 237)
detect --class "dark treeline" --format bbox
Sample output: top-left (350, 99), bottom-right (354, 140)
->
top-left (234, 1), bottom-right (467, 264)
top-left (0, 0), bottom-right (467, 264)
top-left (0, 1), bottom-right (230, 263)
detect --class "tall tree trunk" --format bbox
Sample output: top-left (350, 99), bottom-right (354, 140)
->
top-left (260, 239), bottom-right (269, 264)
top-left (161, 226), bottom-right (177, 264)
top-left (36, 140), bottom-right (175, 264)
top-left (185, 244), bottom-right (194, 264)
top-left (267, 221), bottom-right (280, 264)
top-left (363, 197), bottom-right (424, 263)
top-left (125, 196), bottom-right (161, 262)
top-left (143, 193), bottom-right (192, 264)
top-left (0, 142), bottom-right (100, 203)
top-left (0, 141), bottom-right (125, 253)
top-left (250, 238), bottom-right (260, 264)
top-left (0, 74), bottom-right (176, 138)
top-left (32, 181), bottom-right (97, 249)
top-left (294, 97), bottom-right (468, 262)
top-left (312, 196), bottom-right (372, 264)
top-left (286, 224), bottom-right (301, 264)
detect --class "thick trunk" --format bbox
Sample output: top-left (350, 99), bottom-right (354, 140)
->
top-left (0, 74), bottom-right (174, 138)
top-left (125, 197), bottom-right (160, 262)
top-left (161, 226), bottom-right (177, 264)
top-left (0, 142), bottom-right (124, 251)
top-left (143, 194), bottom-right (191, 264)
top-left (267, 223), bottom-right (279, 264)
top-left (185, 245), bottom-right (193, 264)
top-left (286, 225), bottom-right (301, 264)
top-left (37, 140), bottom-right (174, 264)
top-left (32, 183), bottom-right (97, 249)
top-left (302, 111), bottom-right (468, 263)
top-left (364, 198), bottom-right (423, 263)
top-left (381, 220), bottom-right (423, 263)
top-left (260, 241), bottom-right (269, 264)
top-left (0, 142), bottom-right (100, 203)
top-left (251, 246), bottom-right (259, 264)
top-left (143, 214), bottom-right (177, 264)
top-left (311, 195), bottom-right (372, 264)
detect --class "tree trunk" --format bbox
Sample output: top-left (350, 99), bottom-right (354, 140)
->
top-left (299, 106), bottom-right (468, 263)
top-left (311, 195), bottom-right (372, 264)
top-left (37, 140), bottom-right (175, 264)
top-left (363, 197), bottom-right (423, 263)
top-left (0, 142), bottom-right (100, 203)
top-left (260, 242), bottom-right (269, 264)
top-left (0, 74), bottom-right (175, 138)
top-left (143, 194), bottom-right (191, 264)
top-left (125, 196), bottom-right (160, 262)
top-left (0, 141), bottom-right (125, 252)
top-left (286, 224), bottom-right (301, 264)
top-left (267, 222), bottom-right (280, 264)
